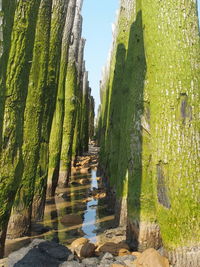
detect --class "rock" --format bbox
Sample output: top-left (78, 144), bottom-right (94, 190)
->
top-left (80, 167), bottom-right (90, 174)
top-left (82, 257), bottom-right (99, 266)
top-left (31, 223), bottom-right (51, 234)
top-left (100, 252), bottom-right (115, 266)
top-left (101, 252), bottom-right (114, 261)
top-left (79, 178), bottom-right (90, 185)
top-left (66, 254), bottom-right (75, 261)
top-left (131, 252), bottom-right (142, 258)
top-left (0, 258), bottom-right (7, 267)
top-left (80, 242), bottom-right (96, 258)
top-left (113, 255), bottom-right (136, 267)
top-left (71, 237), bottom-right (89, 251)
top-left (69, 229), bottom-right (84, 237)
top-left (99, 252), bottom-right (115, 267)
top-left (97, 242), bottom-right (130, 256)
top-left (70, 181), bottom-right (81, 186)
top-left (39, 241), bottom-right (71, 260)
top-left (98, 226), bottom-right (127, 245)
top-left (115, 255), bottom-right (136, 262)
top-left (118, 248), bottom-right (131, 256)
top-left (124, 259), bottom-right (136, 267)
top-left (134, 248), bottom-right (169, 267)
top-left (57, 193), bottom-right (67, 198)
top-left (82, 197), bottom-right (93, 203)
top-left (60, 214), bottom-right (82, 226)
top-left (98, 264), bottom-right (111, 267)
top-left (59, 261), bottom-right (84, 267)
top-left (93, 192), bottom-right (106, 200)
top-left (75, 242), bottom-right (96, 258)
top-left (8, 239), bottom-right (73, 267)
top-left (110, 264), bottom-right (126, 267)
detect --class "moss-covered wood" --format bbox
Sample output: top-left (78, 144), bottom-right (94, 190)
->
top-left (7, 0), bottom-right (53, 239)
top-left (0, 0), bottom-right (16, 151)
top-left (72, 38), bottom-right (86, 161)
top-left (98, 0), bottom-right (200, 262)
top-left (0, 0), bottom-right (41, 256)
top-left (59, 61), bottom-right (78, 185)
top-left (32, 0), bottom-right (69, 221)
top-left (125, 2), bottom-right (160, 250)
top-left (80, 71), bottom-right (90, 153)
top-left (99, 0), bottom-right (134, 218)
top-left (47, 0), bottom-right (77, 197)
top-left (89, 96), bottom-right (95, 140)
top-left (143, 0), bottom-right (200, 264)
top-left (98, 0), bottom-right (159, 250)
top-left (59, 4), bottom-right (83, 186)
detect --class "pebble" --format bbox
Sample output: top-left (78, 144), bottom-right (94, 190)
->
top-left (60, 261), bottom-right (84, 267)
top-left (82, 257), bottom-right (100, 266)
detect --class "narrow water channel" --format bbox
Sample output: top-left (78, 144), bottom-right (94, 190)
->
top-left (5, 145), bottom-right (115, 257)
top-left (82, 169), bottom-right (99, 242)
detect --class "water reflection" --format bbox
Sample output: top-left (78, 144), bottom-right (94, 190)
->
top-left (5, 160), bottom-right (115, 257)
top-left (43, 167), bottom-right (115, 245)
top-left (82, 170), bottom-right (98, 242)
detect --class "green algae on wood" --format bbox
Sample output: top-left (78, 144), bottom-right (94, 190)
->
top-left (59, 61), bottom-right (78, 185)
top-left (0, 0), bottom-right (41, 257)
top-left (80, 71), bottom-right (90, 154)
top-left (0, 0), bottom-right (16, 152)
top-left (7, 0), bottom-right (53, 239)
top-left (59, 4), bottom-right (83, 186)
top-left (47, 0), bottom-right (77, 197)
top-left (98, 0), bottom-right (159, 250)
top-left (72, 38), bottom-right (86, 161)
top-left (89, 96), bottom-right (95, 140)
top-left (32, 0), bottom-right (70, 221)
top-left (142, 0), bottom-right (200, 264)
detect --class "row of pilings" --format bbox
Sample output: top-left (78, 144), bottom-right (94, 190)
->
top-left (0, 0), bottom-right (94, 257)
top-left (96, 0), bottom-right (200, 266)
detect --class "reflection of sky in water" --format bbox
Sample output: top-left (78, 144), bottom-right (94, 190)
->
top-left (5, 161), bottom-right (115, 255)
top-left (82, 169), bottom-right (98, 242)
top-left (91, 169), bottom-right (98, 189)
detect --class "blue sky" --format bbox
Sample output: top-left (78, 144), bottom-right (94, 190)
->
top-left (82, 0), bottom-right (119, 115)
top-left (82, 0), bottom-right (200, 115)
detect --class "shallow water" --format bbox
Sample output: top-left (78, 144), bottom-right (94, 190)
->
top-left (5, 149), bottom-right (115, 257)
top-left (42, 167), bottom-right (114, 246)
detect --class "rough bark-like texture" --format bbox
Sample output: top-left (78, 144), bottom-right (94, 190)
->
top-left (125, 0), bottom-right (160, 251)
top-left (59, 3), bottom-right (83, 186)
top-left (7, 0), bottom-right (52, 239)
top-left (59, 62), bottom-right (78, 185)
top-left (99, 0), bottom-right (160, 251)
top-left (127, 221), bottom-right (161, 252)
top-left (0, 0), bottom-right (41, 257)
top-left (143, 0), bottom-right (200, 265)
top-left (80, 71), bottom-right (90, 153)
top-left (89, 96), bottom-right (95, 140)
top-left (72, 38), bottom-right (86, 160)
top-left (0, 0), bottom-right (16, 151)
top-left (32, 0), bottom-right (69, 221)
top-left (47, 0), bottom-right (77, 197)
